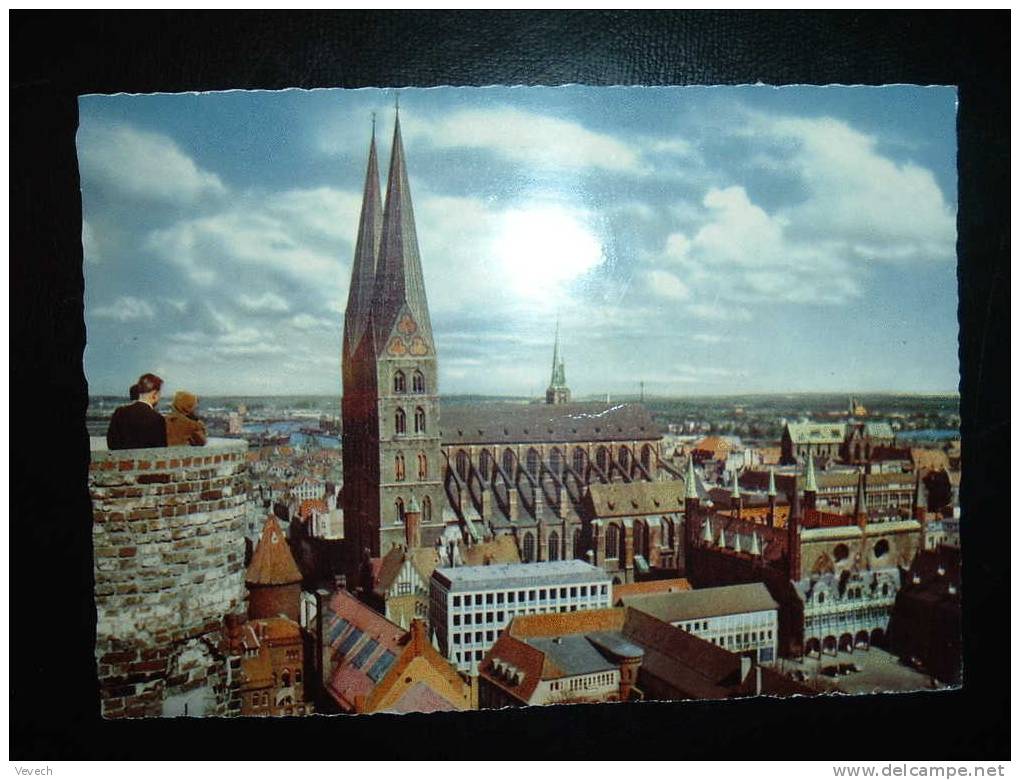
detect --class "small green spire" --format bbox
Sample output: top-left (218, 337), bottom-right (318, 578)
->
top-left (804, 452), bottom-right (818, 493)
top-left (767, 467), bottom-right (777, 497)
top-left (685, 458), bottom-right (698, 500)
top-left (730, 469), bottom-right (741, 500)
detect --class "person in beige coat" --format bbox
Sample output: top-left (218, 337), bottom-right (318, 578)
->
top-left (165, 390), bottom-right (208, 446)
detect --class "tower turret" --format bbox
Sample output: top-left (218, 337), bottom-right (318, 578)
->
top-left (767, 467), bottom-right (777, 528)
top-left (803, 452), bottom-right (818, 512)
top-left (341, 111), bottom-right (446, 573)
top-left (545, 318), bottom-right (571, 405)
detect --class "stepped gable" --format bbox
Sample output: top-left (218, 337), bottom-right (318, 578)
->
top-left (246, 515), bottom-right (302, 586)
top-left (439, 401), bottom-right (660, 446)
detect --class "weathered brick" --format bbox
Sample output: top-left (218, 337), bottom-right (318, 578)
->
top-left (138, 473), bottom-right (172, 484)
top-left (119, 460), bottom-right (135, 471)
top-left (119, 546), bottom-right (137, 558)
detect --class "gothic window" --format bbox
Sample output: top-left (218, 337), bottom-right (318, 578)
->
top-left (456, 450), bottom-right (470, 481)
top-left (395, 408), bottom-right (406, 435)
top-left (522, 532), bottom-right (535, 563)
top-left (527, 448), bottom-right (540, 478)
top-left (395, 452), bottom-right (406, 481)
top-left (395, 498), bottom-right (405, 524)
top-left (502, 448), bottom-right (515, 477)
top-left (634, 520), bottom-right (648, 558)
top-left (548, 531), bottom-right (560, 561)
top-left (573, 447), bottom-right (586, 474)
top-left (418, 452), bottom-right (428, 480)
top-left (423, 496), bottom-right (432, 524)
top-left (596, 446), bottom-right (609, 473)
top-left (479, 450), bottom-right (492, 481)
top-left (281, 670), bottom-right (291, 686)
top-left (393, 370), bottom-right (406, 394)
top-left (606, 524), bottom-right (620, 560)
top-left (549, 448), bottom-right (563, 477)
top-left (414, 407), bottom-right (426, 433)
top-left (619, 447), bottom-right (630, 473)
top-left (662, 518), bottom-right (674, 549)
top-left (573, 528), bottom-right (582, 559)
top-left (412, 370), bottom-right (426, 394)
top-left (641, 444), bottom-right (653, 472)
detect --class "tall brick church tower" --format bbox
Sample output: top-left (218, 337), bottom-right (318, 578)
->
top-left (341, 113), bottom-right (445, 574)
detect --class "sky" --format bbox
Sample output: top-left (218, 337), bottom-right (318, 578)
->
top-left (79, 86), bottom-right (959, 399)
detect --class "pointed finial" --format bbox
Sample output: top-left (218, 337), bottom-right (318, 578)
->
top-left (750, 533), bottom-right (762, 556)
top-left (731, 469), bottom-right (741, 500)
top-left (804, 452), bottom-right (818, 493)
top-left (767, 467), bottom-right (777, 497)
top-left (701, 517), bottom-right (713, 544)
top-left (685, 458), bottom-right (699, 500)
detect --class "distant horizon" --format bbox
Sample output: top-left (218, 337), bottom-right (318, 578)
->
top-left (88, 389), bottom-right (961, 401)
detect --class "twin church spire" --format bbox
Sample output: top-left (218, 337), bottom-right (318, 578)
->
top-left (343, 111), bottom-right (434, 363)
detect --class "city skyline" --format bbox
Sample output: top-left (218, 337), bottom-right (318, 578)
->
top-left (79, 86), bottom-right (959, 398)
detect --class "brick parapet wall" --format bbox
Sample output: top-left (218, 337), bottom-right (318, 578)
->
top-left (89, 437), bottom-right (249, 717)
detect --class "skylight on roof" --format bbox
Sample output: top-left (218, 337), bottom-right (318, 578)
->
top-left (366, 649), bottom-right (397, 682)
top-left (352, 638), bottom-right (380, 669)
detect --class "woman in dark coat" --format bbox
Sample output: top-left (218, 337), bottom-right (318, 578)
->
top-left (106, 373), bottom-right (167, 450)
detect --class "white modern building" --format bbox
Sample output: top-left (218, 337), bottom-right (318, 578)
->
top-left (619, 582), bottom-right (779, 664)
top-left (429, 560), bottom-right (612, 672)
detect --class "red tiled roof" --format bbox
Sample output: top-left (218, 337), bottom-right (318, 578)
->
top-left (246, 515), bottom-right (302, 585)
top-left (613, 578), bottom-right (692, 605)
top-left (325, 591), bottom-right (407, 711)
top-left (481, 633), bottom-right (550, 702)
top-left (297, 498), bottom-right (328, 518)
top-left (387, 681), bottom-right (460, 714)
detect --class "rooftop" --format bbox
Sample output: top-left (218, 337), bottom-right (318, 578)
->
top-left (438, 402), bottom-right (660, 445)
top-left (620, 583), bottom-right (779, 623)
top-left (432, 559), bottom-right (609, 592)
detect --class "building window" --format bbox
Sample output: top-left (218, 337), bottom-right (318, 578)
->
top-left (393, 370), bottom-right (406, 394)
top-left (395, 408), bottom-right (406, 435)
top-left (573, 447), bottom-right (586, 474)
top-left (395, 452), bottom-right (406, 481)
top-left (874, 539), bottom-right (890, 559)
top-left (641, 444), bottom-right (653, 472)
top-left (422, 495), bottom-right (432, 523)
top-left (453, 614), bottom-right (460, 626)
top-left (395, 498), bottom-right (404, 523)
top-left (479, 450), bottom-right (492, 481)
top-left (502, 448), bottom-right (515, 476)
top-left (619, 447), bottom-right (630, 473)
top-left (527, 448), bottom-right (540, 478)
top-left (663, 518), bottom-right (674, 549)
top-left (548, 531), bottom-right (560, 561)
top-left (606, 524), bottom-right (621, 560)
top-left (418, 452), bottom-right (428, 480)
top-left (550, 448), bottom-right (563, 476)
top-left (523, 532), bottom-right (535, 563)
top-left (456, 450), bottom-right (469, 481)
top-left (414, 407), bottom-right (426, 433)
top-left (453, 596), bottom-right (460, 607)
top-left (412, 370), bottom-right (425, 394)
top-left (596, 446), bottom-right (609, 473)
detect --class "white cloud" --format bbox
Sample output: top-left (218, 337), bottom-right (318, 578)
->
top-left (238, 292), bottom-right (291, 314)
top-left (643, 269), bottom-right (690, 301)
top-left (289, 313), bottom-right (335, 331)
top-left (82, 220), bottom-right (100, 264)
top-left (687, 303), bottom-right (752, 322)
top-left (92, 296), bottom-right (155, 322)
top-left (755, 114), bottom-right (957, 263)
top-left (409, 106), bottom-right (645, 174)
top-left (146, 187), bottom-right (354, 288)
top-left (78, 121), bottom-right (226, 203)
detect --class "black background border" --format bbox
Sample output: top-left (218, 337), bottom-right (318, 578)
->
top-left (10, 10), bottom-right (1009, 760)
